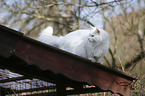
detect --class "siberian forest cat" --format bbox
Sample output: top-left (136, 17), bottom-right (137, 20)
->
top-left (38, 26), bottom-right (109, 64)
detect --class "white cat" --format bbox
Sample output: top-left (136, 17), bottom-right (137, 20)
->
top-left (38, 26), bottom-right (63, 47)
top-left (38, 26), bottom-right (109, 63)
top-left (59, 27), bottom-right (110, 63)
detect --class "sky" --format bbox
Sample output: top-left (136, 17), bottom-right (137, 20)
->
top-left (0, 0), bottom-right (144, 30)
top-left (87, 0), bottom-right (145, 28)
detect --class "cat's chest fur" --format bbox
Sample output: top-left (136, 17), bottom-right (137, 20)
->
top-left (85, 37), bottom-right (109, 60)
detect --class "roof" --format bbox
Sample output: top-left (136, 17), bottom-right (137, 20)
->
top-left (0, 25), bottom-right (136, 96)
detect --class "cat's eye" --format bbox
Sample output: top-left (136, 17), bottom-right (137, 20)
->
top-left (91, 34), bottom-right (95, 37)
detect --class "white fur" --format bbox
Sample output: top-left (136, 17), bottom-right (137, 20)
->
top-left (38, 26), bottom-right (110, 63)
top-left (59, 27), bottom-right (110, 63)
top-left (38, 26), bottom-right (63, 47)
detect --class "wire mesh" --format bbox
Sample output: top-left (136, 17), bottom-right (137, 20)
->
top-left (0, 69), bottom-right (56, 96)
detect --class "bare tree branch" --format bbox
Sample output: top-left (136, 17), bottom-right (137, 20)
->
top-left (125, 51), bottom-right (145, 70)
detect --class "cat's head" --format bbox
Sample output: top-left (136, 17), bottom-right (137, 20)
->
top-left (88, 27), bottom-right (109, 43)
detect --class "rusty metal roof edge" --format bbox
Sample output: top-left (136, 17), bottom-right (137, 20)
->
top-left (0, 25), bottom-right (137, 82)
top-left (21, 33), bottom-right (137, 82)
top-left (0, 25), bottom-right (23, 36)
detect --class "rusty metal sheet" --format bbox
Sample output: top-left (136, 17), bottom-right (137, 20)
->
top-left (14, 38), bottom-right (135, 96)
top-left (0, 25), bottom-right (23, 57)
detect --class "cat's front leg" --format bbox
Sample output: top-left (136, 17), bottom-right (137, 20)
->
top-left (94, 56), bottom-right (103, 64)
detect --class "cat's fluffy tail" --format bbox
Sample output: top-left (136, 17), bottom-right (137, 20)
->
top-left (38, 26), bottom-right (53, 41)
top-left (40, 26), bottom-right (53, 36)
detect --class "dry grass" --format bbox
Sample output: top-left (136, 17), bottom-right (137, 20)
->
top-left (101, 9), bottom-right (145, 96)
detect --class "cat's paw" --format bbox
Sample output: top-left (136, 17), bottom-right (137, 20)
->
top-left (88, 57), bottom-right (97, 62)
top-left (97, 60), bottom-right (103, 64)
top-left (88, 57), bottom-right (103, 64)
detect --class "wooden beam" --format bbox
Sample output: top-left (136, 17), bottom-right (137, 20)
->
top-left (0, 76), bottom-right (28, 83)
top-left (56, 79), bottom-right (66, 96)
top-left (25, 92), bottom-right (57, 96)
top-left (66, 87), bottom-right (107, 95)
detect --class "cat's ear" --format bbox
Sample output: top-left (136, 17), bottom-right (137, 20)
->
top-left (96, 28), bottom-right (100, 34)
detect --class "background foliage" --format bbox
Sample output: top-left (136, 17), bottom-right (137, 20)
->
top-left (0, 0), bottom-right (145, 95)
